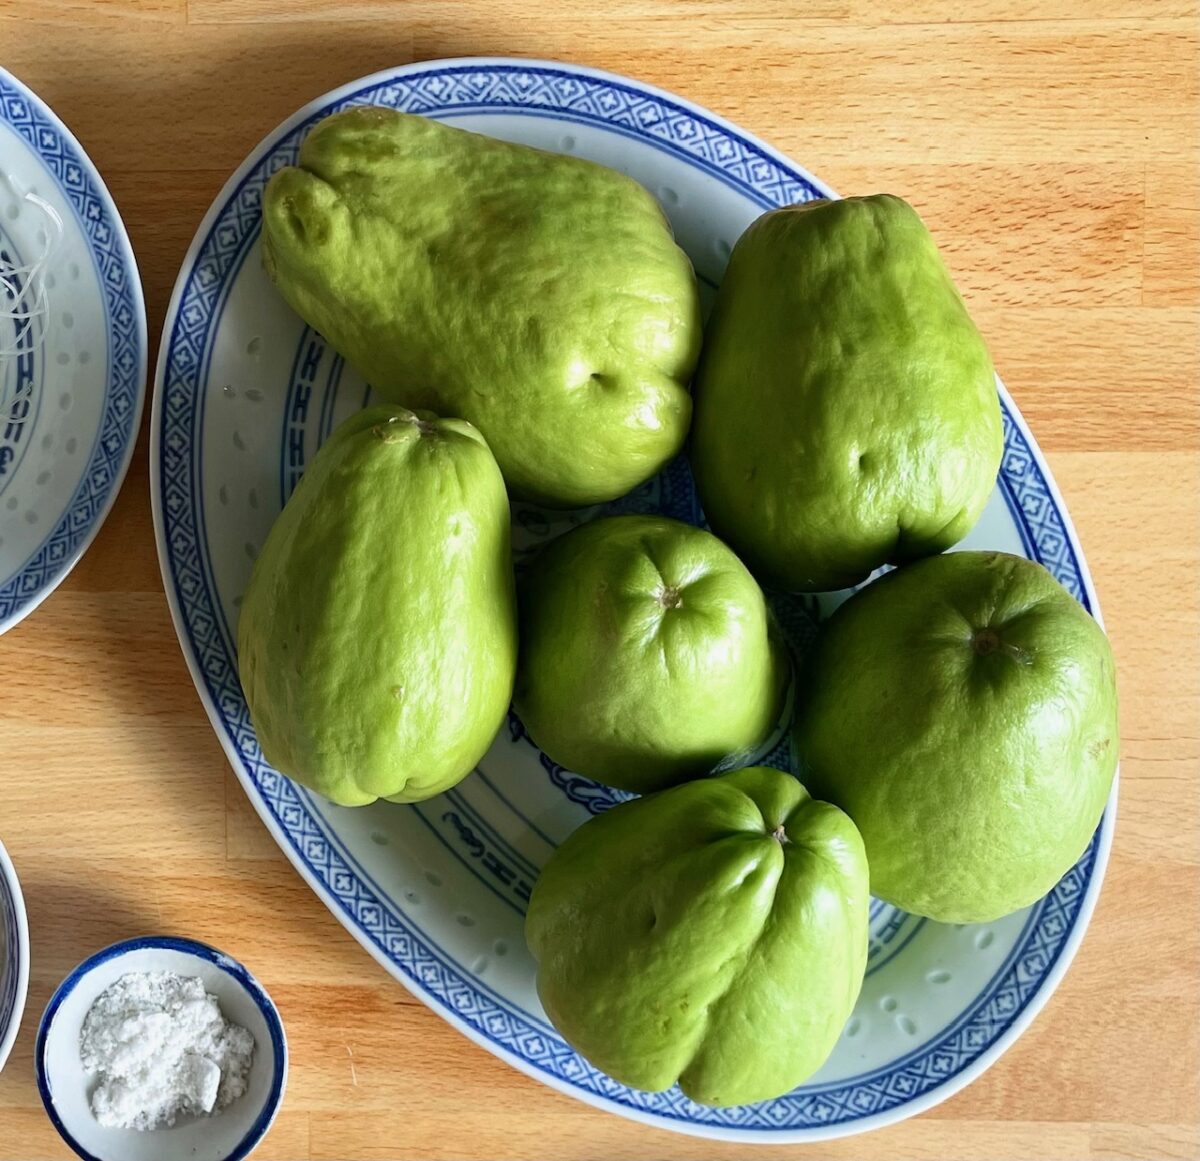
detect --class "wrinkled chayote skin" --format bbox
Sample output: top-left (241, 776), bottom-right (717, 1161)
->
top-left (262, 107), bottom-right (701, 508)
top-left (514, 515), bottom-right (788, 793)
top-left (526, 766), bottom-right (869, 1106)
top-left (793, 551), bottom-right (1119, 923)
top-left (691, 194), bottom-right (1003, 592)
top-left (237, 405), bottom-right (516, 806)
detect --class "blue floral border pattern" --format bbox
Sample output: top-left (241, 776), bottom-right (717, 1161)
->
top-left (507, 711), bottom-right (634, 816)
top-left (0, 74), bottom-right (142, 624)
top-left (158, 63), bottom-right (1105, 1133)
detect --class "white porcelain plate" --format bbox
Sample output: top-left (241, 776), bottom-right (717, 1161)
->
top-left (151, 58), bottom-right (1116, 1143)
top-left (0, 67), bottom-right (146, 634)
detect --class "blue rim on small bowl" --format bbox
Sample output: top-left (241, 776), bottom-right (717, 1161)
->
top-left (0, 838), bottom-right (30, 1075)
top-left (36, 936), bottom-right (287, 1161)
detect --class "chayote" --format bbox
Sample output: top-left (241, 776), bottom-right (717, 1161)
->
top-left (514, 514), bottom-right (788, 793)
top-left (262, 108), bottom-right (701, 508)
top-left (237, 405), bottom-right (516, 806)
top-left (691, 194), bottom-right (1003, 592)
top-left (526, 766), bottom-right (869, 1106)
top-left (793, 550), bottom-right (1119, 923)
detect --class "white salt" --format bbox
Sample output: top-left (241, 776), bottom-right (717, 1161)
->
top-left (79, 970), bottom-right (254, 1131)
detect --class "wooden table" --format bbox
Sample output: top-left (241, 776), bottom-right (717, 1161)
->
top-left (0, 3), bottom-right (1196, 1159)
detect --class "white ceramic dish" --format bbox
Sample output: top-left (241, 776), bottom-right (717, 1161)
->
top-left (0, 66), bottom-right (147, 634)
top-left (36, 936), bottom-right (286, 1161)
top-left (150, 58), bottom-right (1117, 1142)
top-left (0, 837), bottom-right (29, 1075)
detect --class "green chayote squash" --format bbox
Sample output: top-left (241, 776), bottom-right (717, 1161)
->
top-left (793, 550), bottom-right (1119, 922)
top-left (237, 405), bottom-right (516, 806)
top-left (691, 194), bottom-right (1002, 592)
top-left (262, 107), bottom-right (701, 508)
top-left (526, 766), bottom-right (869, 1106)
top-left (514, 515), bottom-right (788, 793)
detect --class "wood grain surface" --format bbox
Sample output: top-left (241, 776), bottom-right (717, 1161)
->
top-left (0, 3), bottom-right (1196, 1159)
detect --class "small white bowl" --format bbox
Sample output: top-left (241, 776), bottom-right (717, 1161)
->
top-left (36, 936), bottom-right (287, 1161)
top-left (0, 838), bottom-right (30, 1074)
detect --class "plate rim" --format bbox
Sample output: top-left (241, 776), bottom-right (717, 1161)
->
top-left (0, 837), bottom-right (30, 1077)
top-left (0, 65), bottom-right (149, 635)
top-left (148, 55), bottom-right (1117, 1143)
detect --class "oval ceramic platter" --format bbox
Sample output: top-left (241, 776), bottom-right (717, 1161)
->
top-left (0, 67), bottom-right (146, 634)
top-left (151, 59), bottom-right (1116, 1143)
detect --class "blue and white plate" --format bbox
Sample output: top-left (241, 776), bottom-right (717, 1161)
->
top-left (0, 67), bottom-right (146, 634)
top-left (0, 837), bottom-right (29, 1076)
top-left (150, 59), bottom-right (1117, 1143)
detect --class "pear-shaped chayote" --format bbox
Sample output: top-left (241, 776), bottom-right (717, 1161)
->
top-left (237, 405), bottom-right (516, 806)
top-left (691, 194), bottom-right (1002, 592)
top-left (526, 766), bottom-right (869, 1106)
top-left (262, 108), bottom-right (701, 508)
